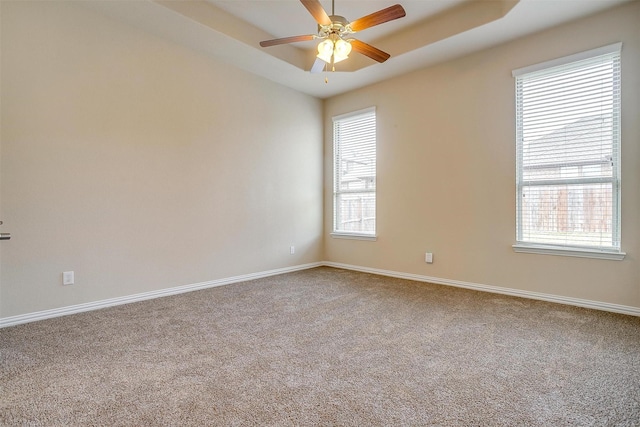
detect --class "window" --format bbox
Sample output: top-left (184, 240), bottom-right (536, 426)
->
top-left (333, 107), bottom-right (376, 238)
top-left (513, 43), bottom-right (624, 259)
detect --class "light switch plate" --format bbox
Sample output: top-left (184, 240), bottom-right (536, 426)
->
top-left (63, 271), bottom-right (74, 285)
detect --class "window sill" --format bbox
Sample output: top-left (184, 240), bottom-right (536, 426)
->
top-left (331, 232), bottom-right (377, 241)
top-left (512, 243), bottom-right (625, 261)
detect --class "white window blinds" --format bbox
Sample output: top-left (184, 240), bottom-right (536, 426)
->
top-left (513, 44), bottom-right (621, 251)
top-left (333, 107), bottom-right (376, 236)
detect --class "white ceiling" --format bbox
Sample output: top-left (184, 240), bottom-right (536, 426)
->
top-left (209, 0), bottom-right (468, 42)
top-left (86, 0), bottom-right (629, 99)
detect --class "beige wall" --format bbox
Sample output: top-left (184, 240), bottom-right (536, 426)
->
top-left (0, 1), bottom-right (323, 318)
top-left (324, 2), bottom-right (640, 308)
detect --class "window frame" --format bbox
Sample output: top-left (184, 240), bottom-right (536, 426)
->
top-left (512, 43), bottom-right (625, 260)
top-left (331, 107), bottom-right (377, 240)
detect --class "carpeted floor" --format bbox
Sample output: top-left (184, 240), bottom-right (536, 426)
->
top-left (1, 267), bottom-right (639, 426)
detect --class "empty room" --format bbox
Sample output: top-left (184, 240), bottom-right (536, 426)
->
top-left (1, 0), bottom-right (639, 425)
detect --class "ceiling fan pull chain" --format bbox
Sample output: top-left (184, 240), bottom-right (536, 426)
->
top-left (325, 60), bottom-right (329, 83)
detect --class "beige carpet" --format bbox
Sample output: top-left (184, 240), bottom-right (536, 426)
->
top-left (1, 267), bottom-right (639, 426)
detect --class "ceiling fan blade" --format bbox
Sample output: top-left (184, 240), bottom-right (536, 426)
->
top-left (310, 57), bottom-right (326, 74)
top-left (350, 39), bottom-right (391, 63)
top-left (300, 0), bottom-right (332, 26)
top-left (260, 34), bottom-right (316, 47)
top-left (349, 4), bottom-right (406, 32)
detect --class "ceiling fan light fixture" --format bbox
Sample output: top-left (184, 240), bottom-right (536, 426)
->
top-left (317, 39), bottom-right (334, 63)
top-left (333, 38), bottom-right (352, 63)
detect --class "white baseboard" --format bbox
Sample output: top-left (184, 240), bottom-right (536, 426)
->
top-left (2, 260), bottom-right (638, 328)
top-left (0, 262), bottom-right (323, 328)
top-left (323, 262), bottom-right (640, 317)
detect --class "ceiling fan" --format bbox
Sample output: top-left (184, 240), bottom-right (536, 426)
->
top-left (259, 0), bottom-right (406, 73)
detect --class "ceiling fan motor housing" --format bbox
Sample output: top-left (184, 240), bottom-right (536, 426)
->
top-left (318, 15), bottom-right (352, 38)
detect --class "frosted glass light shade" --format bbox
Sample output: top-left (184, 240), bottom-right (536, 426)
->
top-left (317, 39), bottom-right (334, 63)
top-left (333, 39), bottom-right (352, 63)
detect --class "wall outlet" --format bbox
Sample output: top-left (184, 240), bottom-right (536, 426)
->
top-left (62, 271), bottom-right (74, 285)
top-left (290, 245), bottom-right (295, 255)
top-left (425, 252), bottom-right (433, 264)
